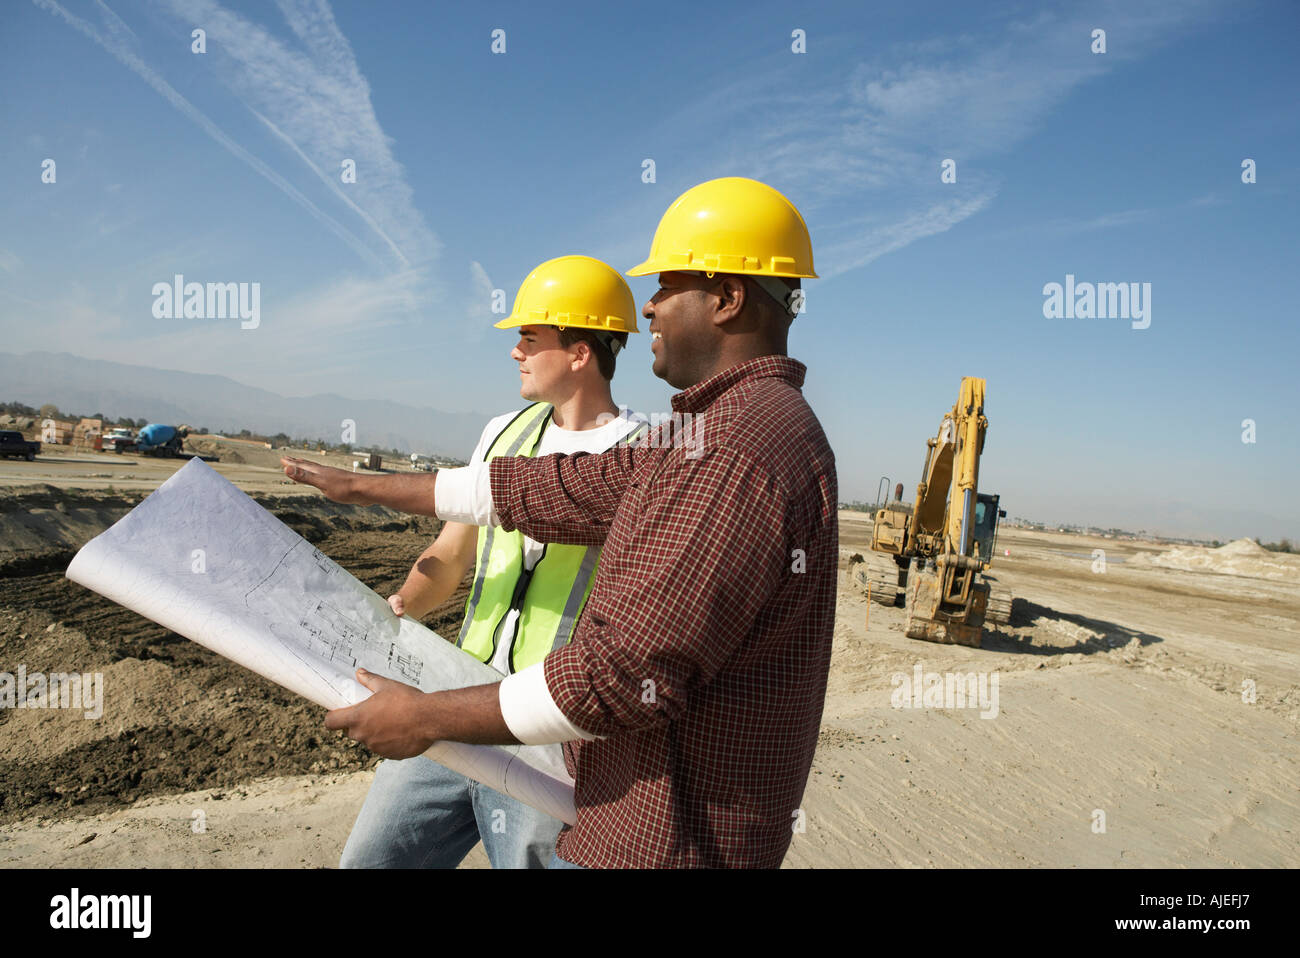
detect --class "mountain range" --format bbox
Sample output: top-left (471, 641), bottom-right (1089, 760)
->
top-left (0, 351), bottom-right (485, 459)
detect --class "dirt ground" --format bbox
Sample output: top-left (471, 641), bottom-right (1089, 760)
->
top-left (1, 491), bottom-right (1296, 868)
top-left (786, 515), bottom-right (1299, 867)
top-left (0, 506), bottom-right (461, 819)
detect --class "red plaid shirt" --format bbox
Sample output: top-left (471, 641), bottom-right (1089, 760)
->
top-left (490, 355), bottom-right (838, 868)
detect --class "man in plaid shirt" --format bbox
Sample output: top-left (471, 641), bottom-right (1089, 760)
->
top-left (283, 178), bottom-right (837, 868)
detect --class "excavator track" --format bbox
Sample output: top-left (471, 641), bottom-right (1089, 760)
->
top-left (849, 553), bottom-right (905, 607)
top-left (985, 586), bottom-right (1014, 625)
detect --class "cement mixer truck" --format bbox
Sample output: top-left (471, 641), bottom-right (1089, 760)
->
top-left (135, 423), bottom-right (189, 457)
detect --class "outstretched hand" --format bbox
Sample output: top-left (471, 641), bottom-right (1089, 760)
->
top-left (280, 456), bottom-right (371, 505)
top-left (324, 669), bottom-right (436, 759)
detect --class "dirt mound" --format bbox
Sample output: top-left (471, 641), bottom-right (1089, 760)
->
top-left (183, 436), bottom-right (309, 471)
top-left (0, 486), bottom-right (142, 571)
top-left (1216, 537), bottom-right (1268, 556)
top-left (1130, 537), bottom-right (1299, 581)
top-left (186, 436), bottom-right (246, 464)
top-left (0, 518), bottom-right (467, 825)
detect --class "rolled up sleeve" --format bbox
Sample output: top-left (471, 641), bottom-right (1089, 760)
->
top-left (540, 448), bottom-right (792, 737)
top-left (498, 662), bottom-right (602, 745)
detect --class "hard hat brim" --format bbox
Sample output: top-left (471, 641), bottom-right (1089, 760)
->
top-left (494, 313), bottom-right (639, 333)
top-left (626, 258), bottom-right (818, 279)
top-left (625, 260), bottom-right (660, 277)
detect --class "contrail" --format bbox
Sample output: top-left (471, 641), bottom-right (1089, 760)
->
top-left (33, 0), bottom-right (387, 270)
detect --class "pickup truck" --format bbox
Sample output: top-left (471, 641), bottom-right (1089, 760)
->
top-left (101, 428), bottom-right (137, 453)
top-left (0, 430), bottom-right (40, 461)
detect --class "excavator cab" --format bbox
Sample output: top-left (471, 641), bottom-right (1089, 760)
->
top-left (972, 493), bottom-right (1005, 564)
top-left (972, 492), bottom-right (1014, 625)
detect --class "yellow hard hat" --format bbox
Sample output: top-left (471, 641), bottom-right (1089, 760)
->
top-left (627, 177), bottom-right (817, 279)
top-left (495, 255), bottom-right (639, 335)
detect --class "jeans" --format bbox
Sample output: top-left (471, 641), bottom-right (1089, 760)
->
top-left (339, 755), bottom-right (563, 869)
top-left (549, 851), bottom-right (586, 869)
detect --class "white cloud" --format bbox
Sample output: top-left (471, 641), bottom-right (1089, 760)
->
top-left (620, 2), bottom-right (1228, 279)
top-left (467, 261), bottom-right (495, 329)
top-left (817, 191), bottom-right (998, 278)
top-left (160, 0), bottom-right (440, 269)
top-left (30, 0), bottom-right (482, 378)
top-left (91, 0), bottom-right (137, 45)
top-left (34, 0), bottom-right (388, 270)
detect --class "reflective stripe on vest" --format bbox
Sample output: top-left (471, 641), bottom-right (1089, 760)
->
top-left (457, 404), bottom-right (644, 673)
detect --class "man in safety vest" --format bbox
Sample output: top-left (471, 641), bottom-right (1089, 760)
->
top-left (338, 254), bottom-right (644, 868)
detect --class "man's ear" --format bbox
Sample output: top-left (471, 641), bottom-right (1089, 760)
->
top-left (712, 275), bottom-right (748, 326)
top-left (569, 338), bottom-right (593, 372)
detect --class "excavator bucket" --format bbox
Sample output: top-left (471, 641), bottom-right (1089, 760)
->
top-left (904, 565), bottom-right (989, 647)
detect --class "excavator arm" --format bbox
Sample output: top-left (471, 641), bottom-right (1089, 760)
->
top-left (904, 377), bottom-right (992, 645)
top-left (949, 377), bottom-right (988, 558)
top-left (907, 378), bottom-right (987, 557)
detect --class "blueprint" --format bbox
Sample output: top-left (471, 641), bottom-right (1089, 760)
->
top-left (65, 457), bottom-right (575, 824)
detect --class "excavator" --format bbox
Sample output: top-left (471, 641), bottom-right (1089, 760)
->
top-left (850, 376), bottom-right (1013, 647)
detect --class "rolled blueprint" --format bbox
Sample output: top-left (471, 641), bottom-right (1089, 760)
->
top-left (65, 457), bottom-right (576, 824)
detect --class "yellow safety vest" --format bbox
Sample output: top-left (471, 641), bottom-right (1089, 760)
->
top-left (458, 403), bottom-right (643, 673)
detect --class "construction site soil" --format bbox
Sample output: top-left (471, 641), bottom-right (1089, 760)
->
top-left (1, 478), bottom-right (1297, 867)
top-left (0, 495), bottom-right (460, 826)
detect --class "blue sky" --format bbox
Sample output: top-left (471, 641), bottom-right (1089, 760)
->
top-left (2, 0), bottom-right (1297, 540)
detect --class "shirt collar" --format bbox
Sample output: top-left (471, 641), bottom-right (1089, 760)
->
top-left (671, 355), bottom-right (807, 413)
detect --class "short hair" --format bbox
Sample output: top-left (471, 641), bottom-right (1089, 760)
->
top-left (555, 327), bottom-right (627, 381)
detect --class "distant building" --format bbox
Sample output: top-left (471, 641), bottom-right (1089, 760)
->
top-left (74, 417), bottom-right (103, 448)
top-left (40, 418), bottom-right (75, 444)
